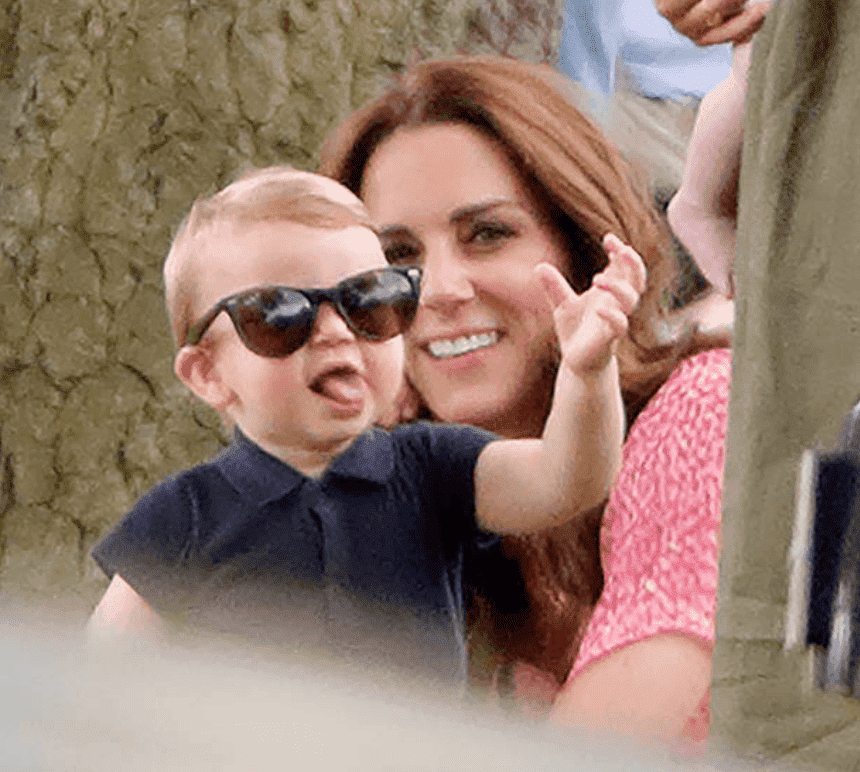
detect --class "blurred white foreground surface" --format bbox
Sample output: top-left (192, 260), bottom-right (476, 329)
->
top-left (3, 614), bottom-right (767, 772)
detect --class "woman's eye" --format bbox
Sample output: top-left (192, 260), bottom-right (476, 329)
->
top-left (383, 241), bottom-right (420, 265)
top-left (469, 222), bottom-right (516, 246)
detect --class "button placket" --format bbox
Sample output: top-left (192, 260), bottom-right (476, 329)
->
top-left (307, 485), bottom-right (344, 632)
top-left (273, 482), bottom-right (329, 649)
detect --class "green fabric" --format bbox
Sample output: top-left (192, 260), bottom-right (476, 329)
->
top-left (716, 0), bottom-right (860, 756)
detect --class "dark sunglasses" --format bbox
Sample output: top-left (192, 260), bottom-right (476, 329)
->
top-left (184, 266), bottom-right (422, 358)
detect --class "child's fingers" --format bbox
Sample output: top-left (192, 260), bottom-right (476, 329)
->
top-left (556, 297), bottom-right (628, 375)
top-left (601, 234), bottom-right (647, 295)
top-left (592, 276), bottom-right (641, 317)
top-left (603, 234), bottom-right (647, 293)
top-left (534, 262), bottom-right (577, 311)
top-left (595, 305), bottom-right (630, 339)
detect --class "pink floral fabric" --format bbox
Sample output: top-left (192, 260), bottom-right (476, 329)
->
top-left (568, 347), bottom-right (731, 741)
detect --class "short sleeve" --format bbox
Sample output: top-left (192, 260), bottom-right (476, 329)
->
top-left (91, 474), bottom-right (195, 613)
top-left (430, 423), bottom-right (499, 538)
top-left (570, 348), bottom-right (731, 678)
top-left (419, 422), bottom-right (530, 617)
top-left (392, 421), bottom-right (498, 542)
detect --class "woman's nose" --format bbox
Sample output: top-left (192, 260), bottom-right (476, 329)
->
top-left (309, 302), bottom-right (356, 346)
top-left (419, 242), bottom-right (475, 311)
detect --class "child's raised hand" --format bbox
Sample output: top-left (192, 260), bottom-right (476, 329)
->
top-left (535, 233), bottom-right (647, 375)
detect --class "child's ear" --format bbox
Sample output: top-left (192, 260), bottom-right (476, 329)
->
top-left (174, 346), bottom-right (234, 412)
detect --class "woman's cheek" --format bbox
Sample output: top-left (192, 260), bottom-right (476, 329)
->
top-left (374, 337), bottom-right (406, 398)
top-left (402, 341), bottom-right (446, 413)
top-left (402, 337), bottom-right (425, 386)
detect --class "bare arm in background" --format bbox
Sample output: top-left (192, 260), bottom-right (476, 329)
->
top-left (667, 42), bottom-right (752, 296)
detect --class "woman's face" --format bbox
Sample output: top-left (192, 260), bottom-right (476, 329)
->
top-left (361, 123), bottom-right (569, 438)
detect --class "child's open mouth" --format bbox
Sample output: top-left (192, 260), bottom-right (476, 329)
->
top-left (309, 366), bottom-right (366, 408)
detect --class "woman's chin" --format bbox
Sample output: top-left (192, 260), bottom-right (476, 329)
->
top-left (409, 343), bottom-right (557, 435)
top-left (423, 388), bottom-right (544, 437)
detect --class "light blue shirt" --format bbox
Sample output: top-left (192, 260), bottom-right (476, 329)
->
top-left (559, 0), bottom-right (732, 100)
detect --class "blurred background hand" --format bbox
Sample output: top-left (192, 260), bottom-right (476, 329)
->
top-left (655, 0), bottom-right (770, 45)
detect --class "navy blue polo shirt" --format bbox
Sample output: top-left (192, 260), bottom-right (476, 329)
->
top-left (92, 422), bottom-right (526, 686)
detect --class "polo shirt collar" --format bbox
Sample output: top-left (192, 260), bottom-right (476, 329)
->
top-left (216, 429), bottom-right (305, 506)
top-left (325, 427), bottom-right (394, 485)
top-left (216, 427), bottom-right (395, 505)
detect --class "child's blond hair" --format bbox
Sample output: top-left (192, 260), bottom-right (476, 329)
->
top-left (164, 166), bottom-right (376, 347)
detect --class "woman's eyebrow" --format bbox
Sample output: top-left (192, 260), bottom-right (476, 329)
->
top-left (377, 224), bottom-right (415, 240)
top-left (376, 198), bottom-right (521, 238)
top-left (449, 199), bottom-right (520, 223)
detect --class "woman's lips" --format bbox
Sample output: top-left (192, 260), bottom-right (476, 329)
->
top-left (425, 331), bottom-right (500, 359)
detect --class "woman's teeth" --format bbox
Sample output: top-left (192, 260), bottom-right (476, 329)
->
top-left (428, 332), bottom-right (498, 359)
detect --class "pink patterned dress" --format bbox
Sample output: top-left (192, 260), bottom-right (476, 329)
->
top-left (513, 348), bottom-right (731, 743)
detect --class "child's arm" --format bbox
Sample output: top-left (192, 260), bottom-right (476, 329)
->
top-left (474, 234), bottom-right (646, 535)
top-left (87, 574), bottom-right (167, 641)
top-left (667, 41), bottom-right (752, 297)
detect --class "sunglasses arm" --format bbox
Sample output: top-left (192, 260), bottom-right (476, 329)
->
top-left (184, 303), bottom-right (227, 347)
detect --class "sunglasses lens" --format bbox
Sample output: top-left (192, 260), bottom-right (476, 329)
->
top-left (340, 270), bottom-right (418, 340)
top-left (232, 289), bottom-right (315, 357)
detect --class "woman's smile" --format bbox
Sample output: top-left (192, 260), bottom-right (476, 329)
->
top-left (425, 330), bottom-right (500, 359)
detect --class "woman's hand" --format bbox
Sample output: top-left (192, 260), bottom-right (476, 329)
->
top-left (535, 234), bottom-right (647, 376)
top-left (655, 0), bottom-right (769, 46)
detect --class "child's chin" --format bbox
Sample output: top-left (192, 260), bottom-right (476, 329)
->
top-left (327, 411), bottom-right (375, 438)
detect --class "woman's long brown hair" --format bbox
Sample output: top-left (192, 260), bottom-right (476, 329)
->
top-left (320, 55), bottom-right (720, 686)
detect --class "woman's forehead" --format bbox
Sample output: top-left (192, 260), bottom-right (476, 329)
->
top-left (361, 123), bottom-right (530, 225)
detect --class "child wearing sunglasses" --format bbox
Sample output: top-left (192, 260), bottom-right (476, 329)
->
top-left (88, 166), bottom-right (646, 688)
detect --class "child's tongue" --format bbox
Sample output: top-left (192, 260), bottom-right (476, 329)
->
top-left (315, 370), bottom-right (364, 405)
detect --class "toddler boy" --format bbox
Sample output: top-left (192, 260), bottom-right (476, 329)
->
top-left (89, 166), bottom-right (645, 687)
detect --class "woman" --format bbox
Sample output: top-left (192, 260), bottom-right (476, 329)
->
top-left (319, 55), bottom-right (730, 746)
